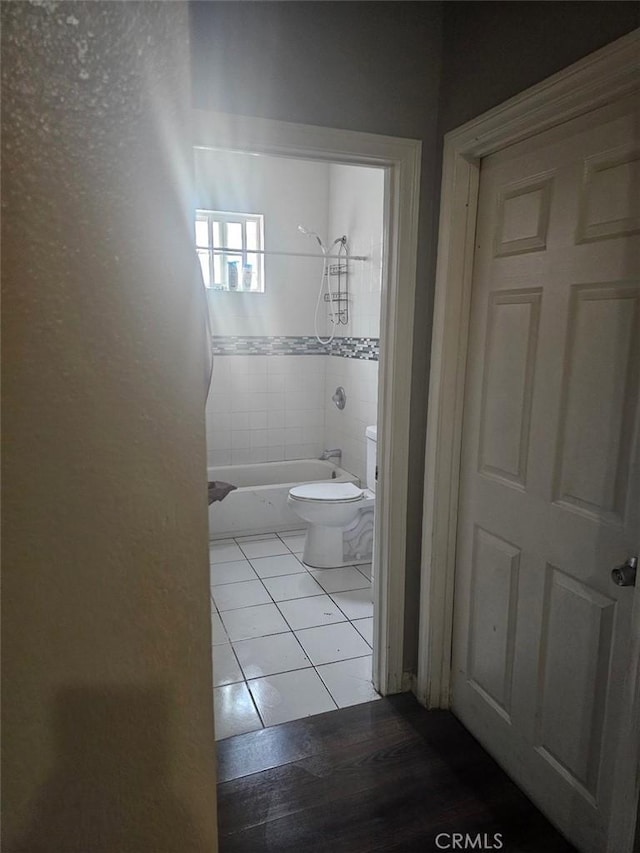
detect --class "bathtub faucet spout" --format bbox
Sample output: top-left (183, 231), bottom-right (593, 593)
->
top-left (320, 448), bottom-right (342, 464)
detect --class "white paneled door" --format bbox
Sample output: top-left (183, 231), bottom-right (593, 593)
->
top-left (452, 95), bottom-right (639, 852)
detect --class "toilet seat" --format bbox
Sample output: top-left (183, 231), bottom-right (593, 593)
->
top-left (289, 482), bottom-right (364, 503)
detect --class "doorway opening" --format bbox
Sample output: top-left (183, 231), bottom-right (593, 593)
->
top-left (203, 149), bottom-right (384, 736)
top-left (193, 111), bottom-right (422, 737)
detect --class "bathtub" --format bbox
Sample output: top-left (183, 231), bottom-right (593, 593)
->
top-left (208, 459), bottom-right (359, 540)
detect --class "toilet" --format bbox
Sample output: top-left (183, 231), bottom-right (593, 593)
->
top-left (287, 426), bottom-right (377, 569)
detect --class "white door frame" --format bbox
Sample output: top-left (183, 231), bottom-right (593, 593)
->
top-left (416, 27), bottom-right (640, 851)
top-left (192, 110), bottom-right (422, 695)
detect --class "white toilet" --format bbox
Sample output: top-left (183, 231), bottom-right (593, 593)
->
top-left (287, 426), bottom-right (377, 568)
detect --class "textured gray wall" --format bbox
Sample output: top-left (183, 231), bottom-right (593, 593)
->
top-left (439, 1), bottom-right (639, 134)
top-left (2, 3), bottom-right (217, 849)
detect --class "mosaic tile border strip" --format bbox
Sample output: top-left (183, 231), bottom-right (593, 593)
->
top-left (330, 337), bottom-right (379, 360)
top-left (212, 336), bottom-right (379, 361)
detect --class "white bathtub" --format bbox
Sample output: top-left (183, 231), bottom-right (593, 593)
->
top-left (208, 459), bottom-right (359, 540)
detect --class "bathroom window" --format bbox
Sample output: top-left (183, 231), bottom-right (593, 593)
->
top-left (195, 209), bottom-right (265, 292)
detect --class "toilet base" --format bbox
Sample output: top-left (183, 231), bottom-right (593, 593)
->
top-left (301, 505), bottom-right (374, 569)
top-left (302, 525), bottom-right (344, 568)
top-left (302, 553), bottom-right (372, 569)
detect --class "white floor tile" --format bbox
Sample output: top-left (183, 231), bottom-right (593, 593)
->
top-left (210, 541), bottom-right (245, 564)
top-left (210, 528), bottom-right (379, 732)
top-left (233, 632), bottom-right (311, 679)
top-left (238, 538), bottom-right (291, 559)
top-left (330, 588), bottom-right (373, 621)
top-left (357, 563), bottom-right (372, 579)
top-left (352, 617), bottom-right (373, 647)
top-left (220, 603), bottom-right (290, 642)
top-left (235, 533), bottom-right (277, 542)
top-left (317, 656), bottom-right (380, 708)
top-left (277, 594), bottom-right (347, 630)
top-left (250, 554), bottom-right (306, 578)
top-left (309, 566), bottom-right (370, 594)
top-left (210, 559), bottom-right (257, 586)
top-left (211, 612), bottom-right (229, 646)
top-left (214, 682), bottom-right (263, 740)
top-left (280, 533), bottom-right (307, 553)
top-left (247, 669), bottom-right (336, 726)
top-left (261, 572), bottom-right (324, 602)
top-left (212, 644), bottom-right (244, 687)
top-left (295, 622), bottom-right (371, 666)
top-left (212, 579), bottom-right (271, 612)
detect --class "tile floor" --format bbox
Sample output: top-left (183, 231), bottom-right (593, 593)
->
top-left (211, 530), bottom-right (379, 740)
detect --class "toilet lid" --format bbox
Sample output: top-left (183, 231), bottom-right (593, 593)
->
top-left (289, 482), bottom-right (364, 503)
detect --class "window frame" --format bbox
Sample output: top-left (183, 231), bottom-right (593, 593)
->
top-left (195, 209), bottom-right (265, 292)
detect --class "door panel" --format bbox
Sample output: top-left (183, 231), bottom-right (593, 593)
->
top-left (576, 146), bottom-right (640, 243)
top-left (452, 96), bottom-right (640, 853)
top-left (467, 525), bottom-right (521, 719)
top-left (478, 289), bottom-right (541, 487)
top-left (554, 283), bottom-right (639, 522)
top-left (494, 173), bottom-right (554, 256)
top-left (535, 567), bottom-right (615, 798)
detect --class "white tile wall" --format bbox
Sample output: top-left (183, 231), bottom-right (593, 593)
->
top-left (324, 356), bottom-right (378, 484)
top-left (203, 159), bottom-right (383, 478)
top-left (206, 353), bottom-right (378, 477)
top-left (206, 355), bottom-right (326, 466)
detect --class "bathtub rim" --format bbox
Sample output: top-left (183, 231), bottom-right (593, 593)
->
top-left (207, 459), bottom-right (359, 493)
top-left (207, 458), bottom-right (361, 541)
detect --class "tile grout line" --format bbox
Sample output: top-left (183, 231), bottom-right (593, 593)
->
top-left (251, 546), bottom-right (365, 635)
top-left (313, 657), bottom-right (364, 710)
top-left (229, 539), bottom-right (307, 673)
top-left (234, 532), bottom-right (342, 720)
top-left (219, 538), bottom-right (338, 664)
top-left (213, 569), bottom-right (372, 638)
top-left (245, 677), bottom-right (266, 731)
top-left (215, 539), bottom-right (372, 645)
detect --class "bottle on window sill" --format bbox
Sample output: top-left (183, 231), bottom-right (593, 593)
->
top-left (228, 261), bottom-right (238, 290)
top-left (242, 264), bottom-right (253, 290)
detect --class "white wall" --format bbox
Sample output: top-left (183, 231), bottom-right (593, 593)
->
top-left (194, 149), bottom-right (331, 337)
top-left (327, 164), bottom-right (385, 340)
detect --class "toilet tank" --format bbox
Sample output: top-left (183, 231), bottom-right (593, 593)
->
top-left (366, 425), bottom-right (377, 492)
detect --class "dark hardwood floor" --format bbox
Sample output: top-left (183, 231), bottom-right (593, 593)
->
top-left (217, 693), bottom-right (577, 853)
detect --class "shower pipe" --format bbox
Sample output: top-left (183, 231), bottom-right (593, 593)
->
top-left (298, 225), bottom-right (348, 345)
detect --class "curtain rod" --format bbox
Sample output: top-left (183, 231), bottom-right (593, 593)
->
top-left (196, 246), bottom-right (368, 261)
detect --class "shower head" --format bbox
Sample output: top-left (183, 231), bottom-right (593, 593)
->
top-left (297, 224), bottom-right (325, 251)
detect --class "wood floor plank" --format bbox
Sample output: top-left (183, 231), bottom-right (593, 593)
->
top-left (217, 694), bottom-right (576, 853)
top-left (217, 695), bottom-right (417, 783)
